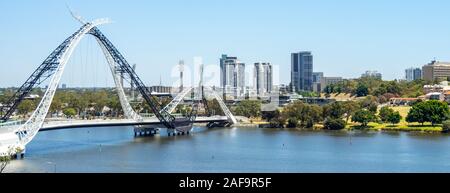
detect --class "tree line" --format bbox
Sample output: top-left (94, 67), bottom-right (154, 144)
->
top-left (233, 97), bottom-right (450, 130)
top-left (323, 77), bottom-right (430, 102)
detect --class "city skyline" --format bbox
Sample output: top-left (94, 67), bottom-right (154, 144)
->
top-left (2, 0), bottom-right (450, 88)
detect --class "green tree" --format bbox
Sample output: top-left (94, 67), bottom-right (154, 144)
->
top-left (322, 102), bottom-right (345, 119)
top-left (17, 100), bottom-right (35, 116)
top-left (234, 100), bottom-right (261, 118)
top-left (442, 120), bottom-right (450, 132)
top-left (406, 100), bottom-right (450, 126)
top-left (386, 111), bottom-right (402, 125)
top-left (406, 102), bottom-right (426, 125)
top-left (352, 109), bottom-right (376, 127)
top-left (300, 104), bottom-right (322, 128)
top-left (324, 118), bottom-right (346, 130)
top-left (378, 106), bottom-right (394, 123)
top-left (287, 117), bottom-right (299, 128)
top-left (63, 108), bottom-right (77, 118)
top-left (282, 101), bottom-right (321, 128)
top-left (359, 96), bottom-right (379, 113)
top-left (1, 153), bottom-right (11, 173)
top-left (49, 96), bottom-right (63, 117)
top-left (262, 110), bottom-right (278, 122)
top-left (355, 83), bottom-right (369, 97)
top-left (206, 99), bottom-right (224, 116)
top-left (269, 110), bottom-right (285, 128)
top-left (342, 101), bottom-right (359, 123)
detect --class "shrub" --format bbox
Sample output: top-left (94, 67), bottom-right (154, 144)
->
top-left (287, 118), bottom-right (299, 128)
top-left (324, 118), bottom-right (346, 130)
top-left (443, 120), bottom-right (450, 132)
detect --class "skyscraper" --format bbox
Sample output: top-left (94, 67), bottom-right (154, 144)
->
top-left (254, 62), bottom-right (273, 96)
top-left (291, 52), bottom-right (313, 92)
top-left (220, 54), bottom-right (246, 97)
top-left (405, 67), bottom-right (422, 82)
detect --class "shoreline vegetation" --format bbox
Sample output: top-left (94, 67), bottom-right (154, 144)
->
top-left (235, 102), bottom-right (449, 133)
top-left (238, 121), bottom-right (445, 133)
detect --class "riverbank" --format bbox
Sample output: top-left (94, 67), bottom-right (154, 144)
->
top-left (246, 121), bottom-right (445, 133)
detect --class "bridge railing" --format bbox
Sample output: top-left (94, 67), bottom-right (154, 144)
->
top-left (0, 120), bottom-right (26, 128)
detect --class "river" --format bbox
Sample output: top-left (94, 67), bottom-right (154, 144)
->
top-left (5, 126), bottom-right (450, 173)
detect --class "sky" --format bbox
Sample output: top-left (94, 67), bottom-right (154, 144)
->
top-left (1, 0), bottom-right (450, 88)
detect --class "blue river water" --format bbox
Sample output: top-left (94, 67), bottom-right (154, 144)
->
top-left (5, 126), bottom-right (450, 173)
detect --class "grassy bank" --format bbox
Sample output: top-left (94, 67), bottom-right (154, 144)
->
top-left (249, 106), bottom-right (444, 132)
top-left (345, 106), bottom-right (443, 132)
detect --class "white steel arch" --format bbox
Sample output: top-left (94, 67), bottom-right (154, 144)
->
top-left (204, 86), bottom-right (237, 124)
top-left (96, 38), bottom-right (143, 121)
top-left (160, 87), bottom-right (193, 114)
top-left (162, 86), bottom-right (237, 125)
top-left (11, 19), bottom-right (137, 150)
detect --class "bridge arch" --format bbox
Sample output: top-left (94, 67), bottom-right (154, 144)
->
top-left (1, 19), bottom-right (146, 149)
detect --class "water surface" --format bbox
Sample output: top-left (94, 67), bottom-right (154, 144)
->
top-left (6, 126), bottom-right (450, 172)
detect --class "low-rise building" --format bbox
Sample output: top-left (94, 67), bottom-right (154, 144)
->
top-left (423, 81), bottom-right (450, 94)
top-left (422, 60), bottom-right (450, 82)
top-left (148, 86), bottom-right (172, 94)
top-left (425, 92), bottom-right (445, 101)
top-left (320, 77), bottom-right (343, 91)
top-left (389, 98), bottom-right (419, 106)
top-left (361, 71), bottom-right (382, 79)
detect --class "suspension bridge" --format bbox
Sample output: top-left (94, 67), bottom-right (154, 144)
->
top-left (0, 17), bottom-right (236, 157)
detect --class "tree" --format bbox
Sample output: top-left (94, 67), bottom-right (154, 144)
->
top-left (17, 100), bottom-right (35, 117)
top-left (322, 102), bottom-right (345, 119)
top-left (406, 100), bottom-right (450, 126)
top-left (443, 120), bottom-right (450, 132)
top-left (63, 108), bottom-right (77, 118)
top-left (0, 147), bottom-right (15, 173)
top-left (355, 83), bottom-right (369, 97)
top-left (206, 99), bottom-right (224, 116)
top-left (378, 106), bottom-right (394, 123)
top-left (282, 101), bottom-right (322, 128)
top-left (0, 154), bottom-right (10, 173)
top-left (269, 110), bottom-right (286, 128)
top-left (287, 117), bottom-right (299, 128)
top-left (428, 101), bottom-right (450, 126)
top-left (301, 105), bottom-right (322, 128)
top-left (49, 95), bottom-right (63, 117)
top-left (406, 102), bottom-right (426, 125)
top-left (352, 109), bottom-right (376, 127)
top-left (324, 118), bottom-right (347, 130)
top-left (359, 96), bottom-right (379, 113)
top-left (387, 111), bottom-right (401, 125)
top-left (234, 100), bottom-right (261, 118)
top-left (262, 110), bottom-right (278, 122)
top-left (342, 101), bottom-right (359, 123)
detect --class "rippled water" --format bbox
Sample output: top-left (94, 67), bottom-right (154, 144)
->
top-left (5, 126), bottom-right (450, 173)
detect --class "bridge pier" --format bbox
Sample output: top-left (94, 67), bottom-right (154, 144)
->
top-left (133, 126), bottom-right (158, 137)
top-left (9, 148), bottom-right (26, 160)
top-left (167, 129), bottom-right (190, 136)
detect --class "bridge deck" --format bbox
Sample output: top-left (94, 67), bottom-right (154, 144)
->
top-left (1, 116), bottom-right (228, 131)
top-left (0, 116), bottom-right (229, 155)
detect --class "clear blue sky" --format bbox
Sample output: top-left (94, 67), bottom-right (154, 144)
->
top-left (1, 0), bottom-right (450, 87)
